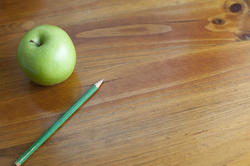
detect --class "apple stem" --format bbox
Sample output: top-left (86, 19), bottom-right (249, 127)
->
top-left (29, 40), bottom-right (41, 47)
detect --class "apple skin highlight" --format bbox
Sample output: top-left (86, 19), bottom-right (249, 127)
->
top-left (17, 24), bottom-right (76, 86)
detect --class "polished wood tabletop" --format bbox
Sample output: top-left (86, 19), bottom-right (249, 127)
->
top-left (1, 0), bottom-right (250, 165)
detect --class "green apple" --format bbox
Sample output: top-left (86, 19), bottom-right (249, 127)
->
top-left (17, 24), bottom-right (76, 86)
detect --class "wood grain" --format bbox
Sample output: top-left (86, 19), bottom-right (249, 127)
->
top-left (1, 0), bottom-right (250, 165)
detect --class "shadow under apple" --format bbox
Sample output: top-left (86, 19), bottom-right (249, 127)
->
top-left (28, 72), bottom-right (83, 113)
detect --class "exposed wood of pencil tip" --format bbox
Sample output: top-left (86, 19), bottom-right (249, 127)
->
top-left (95, 79), bottom-right (104, 88)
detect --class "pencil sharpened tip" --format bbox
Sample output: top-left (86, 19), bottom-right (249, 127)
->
top-left (95, 78), bottom-right (104, 88)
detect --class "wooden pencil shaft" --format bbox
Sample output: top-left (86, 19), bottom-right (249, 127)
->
top-left (15, 81), bottom-right (101, 166)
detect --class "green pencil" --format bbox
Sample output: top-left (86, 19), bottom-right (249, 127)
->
top-left (15, 79), bottom-right (104, 166)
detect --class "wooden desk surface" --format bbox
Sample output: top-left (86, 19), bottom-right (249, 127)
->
top-left (1, 0), bottom-right (250, 165)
